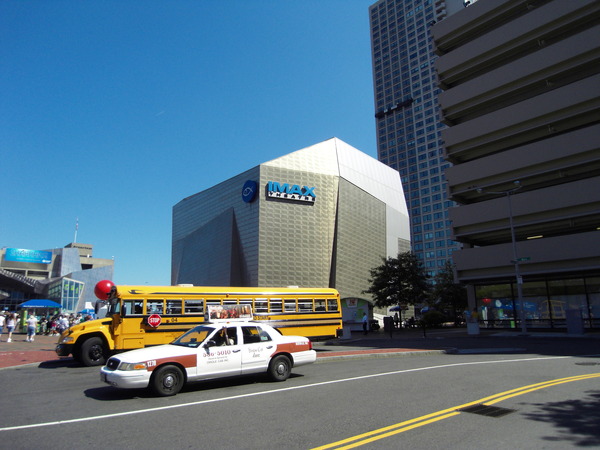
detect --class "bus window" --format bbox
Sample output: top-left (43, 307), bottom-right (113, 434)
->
top-left (255, 298), bottom-right (268, 313)
top-left (284, 299), bottom-right (297, 312)
top-left (166, 299), bottom-right (182, 315)
top-left (327, 299), bottom-right (339, 311)
top-left (239, 299), bottom-right (252, 314)
top-left (270, 299), bottom-right (282, 313)
top-left (315, 299), bottom-right (326, 311)
top-left (146, 300), bottom-right (164, 314)
top-left (298, 299), bottom-right (313, 312)
top-left (122, 300), bottom-right (143, 316)
top-left (184, 299), bottom-right (204, 314)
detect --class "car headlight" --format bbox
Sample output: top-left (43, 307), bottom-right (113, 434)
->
top-left (119, 362), bottom-right (148, 371)
top-left (60, 336), bottom-right (75, 344)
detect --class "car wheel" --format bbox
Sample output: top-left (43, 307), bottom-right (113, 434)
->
top-left (151, 365), bottom-right (184, 396)
top-left (268, 355), bottom-right (291, 382)
top-left (80, 337), bottom-right (106, 366)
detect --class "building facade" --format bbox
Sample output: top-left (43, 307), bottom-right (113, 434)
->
top-left (432, 0), bottom-right (600, 328)
top-left (172, 138), bottom-right (410, 325)
top-left (0, 243), bottom-right (114, 313)
top-left (369, 0), bottom-right (465, 278)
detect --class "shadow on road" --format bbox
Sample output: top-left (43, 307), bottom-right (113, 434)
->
top-left (522, 389), bottom-right (600, 446)
top-left (85, 372), bottom-right (305, 401)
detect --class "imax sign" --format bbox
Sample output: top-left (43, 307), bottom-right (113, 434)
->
top-left (266, 181), bottom-right (316, 203)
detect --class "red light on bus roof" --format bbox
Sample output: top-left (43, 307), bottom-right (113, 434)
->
top-left (95, 280), bottom-right (115, 300)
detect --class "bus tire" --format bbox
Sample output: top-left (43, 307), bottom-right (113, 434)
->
top-left (80, 337), bottom-right (107, 366)
top-left (151, 365), bottom-right (184, 396)
top-left (268, 355), bottom-right (291, 382)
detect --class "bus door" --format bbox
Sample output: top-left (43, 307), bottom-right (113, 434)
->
top-left (117, 298), bottom-right (145, 350)
top-left (197, 325), bottom-right (242, 379)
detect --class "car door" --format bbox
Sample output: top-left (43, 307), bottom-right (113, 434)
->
top-left (195, 325), bottom-right (242, 380)
top-left (240, 325), bottom-right (273, 374)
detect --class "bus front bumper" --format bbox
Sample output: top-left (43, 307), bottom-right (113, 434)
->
top-left (55, 343), bottom-right (74, 357)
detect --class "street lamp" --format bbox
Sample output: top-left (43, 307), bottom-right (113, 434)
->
top-left (477, 181), bottom-right (527, 334)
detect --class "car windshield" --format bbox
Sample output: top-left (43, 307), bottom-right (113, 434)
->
top-left (171, 325), bottom-right (214, 348)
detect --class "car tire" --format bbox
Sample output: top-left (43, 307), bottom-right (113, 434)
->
top-left (80, 337), bottom-right (106, 366)
top-left (268, 355), bottom-right (291, 382)
top-left (151, 365), bottom-right (184, 396)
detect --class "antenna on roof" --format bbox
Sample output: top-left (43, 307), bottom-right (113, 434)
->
top-left (74, 218), bottom-right (79, 243)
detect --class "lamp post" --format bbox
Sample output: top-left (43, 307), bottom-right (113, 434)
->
top-left (477, 181), bottom-right (527, 334)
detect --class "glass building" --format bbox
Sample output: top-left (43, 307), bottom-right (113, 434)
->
top-left (172, 138), bottom-right (410, 322)
top-left (368, 0), bottom-right (465, 278)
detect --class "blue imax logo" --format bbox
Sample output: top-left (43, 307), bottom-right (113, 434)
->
top-left (267, 181), bottom-right (316, 203)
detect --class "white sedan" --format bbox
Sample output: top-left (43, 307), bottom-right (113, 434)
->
top-left (100, 321), bottom-right (316, 396)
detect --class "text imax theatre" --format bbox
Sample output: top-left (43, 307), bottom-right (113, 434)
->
top-left (172, 138), bottom-right (410, 320)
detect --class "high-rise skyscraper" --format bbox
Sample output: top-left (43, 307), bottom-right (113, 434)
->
top-left (369, 0), bottom-right (465, 277)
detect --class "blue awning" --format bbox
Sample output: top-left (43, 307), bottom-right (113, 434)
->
top-left (18, 299), bottom-right (62, 308)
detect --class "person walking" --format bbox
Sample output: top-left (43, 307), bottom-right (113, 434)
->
top-left (0, 312), bottom-right (5, 341)
top-left (26, 314), bottom-right (38, 342)
top-left (6, 313), bottom-right (16, 343)
top-left (362, 312), bottom-right (368, 335)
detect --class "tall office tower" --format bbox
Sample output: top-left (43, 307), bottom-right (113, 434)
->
top-left (369, 0), bottom-right (465, 278)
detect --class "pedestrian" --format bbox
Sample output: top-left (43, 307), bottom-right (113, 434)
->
top-left (58, 315), bottom-right (70, 333)
top-left (0, 312), bottom-right (5, 341)
top-left (394, 312), bottom-right (400, 328)
top-left (26, 314), bottom-right (38, 342)
top-left (362, 312), bottom-right (368, 335)
top-left (470, 307), bottom-right (479, 323)
top-left (6, 313), bottom-right (16, 343)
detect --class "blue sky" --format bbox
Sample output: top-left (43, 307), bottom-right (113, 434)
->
top-left (2, 0), bottom-right (377, 285)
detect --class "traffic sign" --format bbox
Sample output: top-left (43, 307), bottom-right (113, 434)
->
top-left (147, 314), bottom-right (162, 328)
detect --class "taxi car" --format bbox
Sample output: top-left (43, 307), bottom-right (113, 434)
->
top-left (100, 321), bottom-right (316, 396)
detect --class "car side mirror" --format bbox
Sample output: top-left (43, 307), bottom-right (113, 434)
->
top-left (204, 340), bottom-right (216, 348)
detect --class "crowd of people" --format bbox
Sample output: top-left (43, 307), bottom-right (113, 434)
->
top-left (0, 311), bottom-right (94, 343)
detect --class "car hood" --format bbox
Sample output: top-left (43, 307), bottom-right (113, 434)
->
top-left (112, 344), bottom-right (196, 363)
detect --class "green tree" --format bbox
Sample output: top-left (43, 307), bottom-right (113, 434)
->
top-left (429, 260), bottom-right (468, 325)
top-left (363, 252), bottom-right (430, 308)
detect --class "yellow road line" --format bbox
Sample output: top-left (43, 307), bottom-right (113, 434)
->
top-left (312, 372), bottom-right (600, 450)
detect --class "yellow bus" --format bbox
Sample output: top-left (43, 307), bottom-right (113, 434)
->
top-left (56, 281), bottom-right (342, 366)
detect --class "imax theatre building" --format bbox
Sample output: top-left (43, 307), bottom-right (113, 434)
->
top-left (172, 138), bottom-right (410, 328)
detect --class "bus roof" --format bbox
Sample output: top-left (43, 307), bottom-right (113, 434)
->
top-left (114, 285), bottom-right (340, 297)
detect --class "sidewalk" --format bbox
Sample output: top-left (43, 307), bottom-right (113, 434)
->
top-left (0, 330), bottom-right (449, 369)
top-left (0, 333), bottom-right (63, 369)
top-left (1, 327), bottom-right (598, 370)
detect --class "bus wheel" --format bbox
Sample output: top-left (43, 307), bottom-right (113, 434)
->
top-left (151, 365), bottom-right (184, 396)
top-left (268, 355), bottom-right (291, 382)
top-left (80, 337), bottom-right (106, 366)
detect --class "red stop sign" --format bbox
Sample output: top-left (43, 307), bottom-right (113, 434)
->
top-left (147, 314), bottom-right (162, 328)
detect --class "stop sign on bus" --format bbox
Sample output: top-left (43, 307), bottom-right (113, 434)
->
top-left (147, 314), bottom-right (162, 327)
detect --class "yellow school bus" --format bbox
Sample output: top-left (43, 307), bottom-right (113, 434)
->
top-left (56, 281), bottom-right (342, 366)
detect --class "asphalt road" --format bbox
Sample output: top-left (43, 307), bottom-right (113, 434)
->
top-left (0, 333), bottom-right (599, 449)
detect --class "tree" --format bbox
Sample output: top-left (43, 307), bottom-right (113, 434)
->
top-left (428, 260), bottom-right (468, 325)
top-left (363, 252), bottom-right (430, 308)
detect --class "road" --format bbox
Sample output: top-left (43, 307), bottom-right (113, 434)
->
top-left (1, 340), bottom-right (599, 449)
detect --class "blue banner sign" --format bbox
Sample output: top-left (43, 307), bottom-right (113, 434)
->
top-left (266, 181), bottom-right (316, 203)
top-left (5, 248), bottom-right (52, 264)
top-left (241, 180), bottom-right (257, 203)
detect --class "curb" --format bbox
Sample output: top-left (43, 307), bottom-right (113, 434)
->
top-left (315, 348), bottom-right (452, 362)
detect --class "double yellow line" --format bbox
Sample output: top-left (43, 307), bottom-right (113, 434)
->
top-left (312, 373), bottom-right (600, 450)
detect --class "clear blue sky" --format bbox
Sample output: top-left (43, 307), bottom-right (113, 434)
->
top-left (2, 0), bottom-right (377, 286)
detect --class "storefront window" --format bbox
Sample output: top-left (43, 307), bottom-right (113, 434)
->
top-left (475, 283), bottom-right (515, 327)
top-left (585, 277), bottom-right (600, 327)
